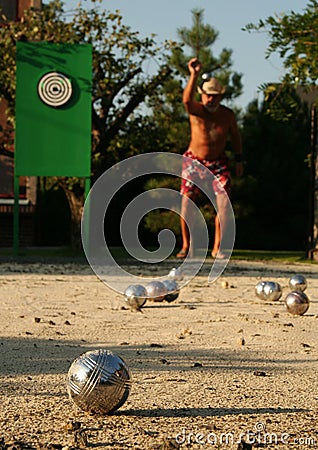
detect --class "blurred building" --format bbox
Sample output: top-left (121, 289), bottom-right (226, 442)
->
top-left (0, 0), bottom-right (41, 21)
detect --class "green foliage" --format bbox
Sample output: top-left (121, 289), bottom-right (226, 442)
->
top-left (176, 8), bottom-right (219, 65)
top-left (142, 204), bottom-right (216, 249)
top-left (238, 97), bottom-right (311, 250)
top-left (231, 249), bottom-right (308, 263)
top-left (259, 82), bottom-right (311, 121)
top-left (143, 210), bottom-right (180, 238)
top-left (243, 1), bottom-right (318, 119)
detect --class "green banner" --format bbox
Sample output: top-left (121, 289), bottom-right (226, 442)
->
top-left (15, 42), bottom-right (92, 177)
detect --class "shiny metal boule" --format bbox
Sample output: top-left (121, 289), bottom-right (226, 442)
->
top-left (67, 349), bottom-right (131, 415)
top-left (145, 281), bottom-right (168, 302)
top-left (255, 281), bottom-right (267, 300)
top-left (263, 281), bottom-right (282, 301)
top-left (168, 267), bottom-right (184, 282)
top-left (255, 281), bottom-right (282, 301)
top-left (162, 279), bottom-right (179, 302)
top-left (289, 274), bottom-right (307, 292)
top-left (284, 291), bottom-right (310, 316)
top-left (124, 284), bottom-right (147, 309)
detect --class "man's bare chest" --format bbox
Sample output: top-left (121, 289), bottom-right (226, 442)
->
top-left (192, 116), bottom-right (228, 140)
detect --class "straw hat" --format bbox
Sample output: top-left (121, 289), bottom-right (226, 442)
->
top-left (197, 78), bottom-right (226, 95)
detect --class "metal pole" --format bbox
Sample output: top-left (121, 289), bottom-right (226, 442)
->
top-left (308, 105), bottom-right (317, 258)
top-left (13, 175), bottom-right (20, 255)
top-left (82, 176), bottom-right (91, 254)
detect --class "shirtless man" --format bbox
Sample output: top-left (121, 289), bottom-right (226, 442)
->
top-left (177, 58), bottom-right (243, 259)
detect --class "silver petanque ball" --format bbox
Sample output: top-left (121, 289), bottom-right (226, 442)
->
top-left (255, 281), bottom-right (267, 300)
top-left (168, 267), bottom-right (184, 282)
top-left (162, 279), bottom-right (179, 303)
top-left (263, 281), bottom-right (282, 301)
top-left (67, 349), bottom-right (131, 415)
top-left (284, 291), bottom-right (310, 316)
top-left (145, 280), bottom-right (168, 302)
top-left (124, 284), bottom-right (147, 309)
top-left (289, 274), bottom-right (307, 292)
top-left (255, 281), bottom-right (282, 301)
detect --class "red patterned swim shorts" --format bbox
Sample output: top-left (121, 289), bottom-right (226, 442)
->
top-left (180, 149), bottom-right (231, 196)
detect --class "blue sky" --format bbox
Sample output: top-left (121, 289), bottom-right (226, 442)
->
top-left (64, 0), bottom-right (306, 110)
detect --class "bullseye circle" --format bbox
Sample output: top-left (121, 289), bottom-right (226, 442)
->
top-left (37, 72), bottom-right (72, 107)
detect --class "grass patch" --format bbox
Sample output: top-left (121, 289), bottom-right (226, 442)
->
top-left (0, 246), bottom-right (315, 265)
top-left (109, 247), bottom-right (313, 264)
top-left (0, 246), bottom-right (86, 259)
top-left (230, 249), bottom-right (310, 263)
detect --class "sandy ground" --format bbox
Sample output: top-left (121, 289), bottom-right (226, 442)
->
top-left (0, 257), bottom-right (318, 449)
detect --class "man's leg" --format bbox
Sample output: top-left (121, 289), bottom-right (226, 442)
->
top-left (211, 214), bottom-right (221, 257)
top-left (177, 193), bottom-right (194, 258)
top-left (212, 193), bottom-right (230, 258)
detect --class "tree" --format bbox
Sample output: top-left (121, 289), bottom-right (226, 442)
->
top-left (243, 0), bottom-right (318, 255)
top-left (243, 0), bottom-right (318, 117)
top-left (0, 0), bottom-right (175, 246)
top-left (238, 98), bottom-right (311, 250)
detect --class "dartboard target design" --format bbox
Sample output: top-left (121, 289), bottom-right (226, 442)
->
top-left (37, 72), bottom-right (73, 107)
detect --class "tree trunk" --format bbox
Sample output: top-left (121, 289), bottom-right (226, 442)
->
top-left (62, 186), bottom-right (84, 250)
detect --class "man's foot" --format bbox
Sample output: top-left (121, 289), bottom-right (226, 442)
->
top-left (211, 250), bottom-right (226, 259)
top-left (176, 248), bottom-right (188, 259)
